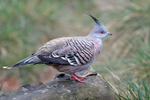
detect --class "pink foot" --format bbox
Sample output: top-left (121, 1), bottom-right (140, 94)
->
top-left (70, 75), bottom-right (83, 83)
top-left (70, 73), bottom-right (86, 83)
top-left (73, 73), bottom-right (86, 80)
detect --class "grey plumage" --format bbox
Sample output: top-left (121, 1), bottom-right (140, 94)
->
top-left (36, 37), bottom-right (95, 67)
top-left (3, 15), bottom-right (112, 76)
top-left (3, 56), bottom-right (41, 69)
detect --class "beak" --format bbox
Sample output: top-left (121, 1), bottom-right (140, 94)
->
top-left (107, 32), bottom-right (112, 36)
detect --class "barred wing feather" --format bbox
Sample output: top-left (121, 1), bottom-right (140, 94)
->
top-left (37, 38), bottom-right (95, 66)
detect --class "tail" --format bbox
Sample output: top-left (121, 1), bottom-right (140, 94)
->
top-left (3, 56), bottom-right (41, 69)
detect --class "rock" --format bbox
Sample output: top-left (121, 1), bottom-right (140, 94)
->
top-left (0, 71), bottom-right (117, 100)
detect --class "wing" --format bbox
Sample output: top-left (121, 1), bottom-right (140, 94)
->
top-left (36, 37), bottom-right (95, 66)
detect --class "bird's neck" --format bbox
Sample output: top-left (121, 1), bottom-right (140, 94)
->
top-left (87, 33), bottom-right (104, 40)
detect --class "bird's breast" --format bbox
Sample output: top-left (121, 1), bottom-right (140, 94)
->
top-left (93, 39), bottom-right (102, 56)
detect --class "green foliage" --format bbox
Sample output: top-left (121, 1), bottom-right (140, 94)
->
top-left (118, 81), bottom-right (150, 100)
top-left (132, 39), bottom-right (150, 68)
top-left (92, 0), bottom-right (150, 99)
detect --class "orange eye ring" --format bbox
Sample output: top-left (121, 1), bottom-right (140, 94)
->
top-left (100, 30), bottom-right (104, 34)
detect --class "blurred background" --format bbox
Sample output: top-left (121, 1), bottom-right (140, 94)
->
top-left (0, 0), bottom-right (150, 99)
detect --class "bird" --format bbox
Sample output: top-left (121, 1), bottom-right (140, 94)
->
top-left (3, 15), bottom-right (112, 82)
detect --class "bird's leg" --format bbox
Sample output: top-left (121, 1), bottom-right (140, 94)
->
top-left (70, 74), bottom-right (83, 83)
top-left (70, 71), bottom-right (97, 82)
top-left (73, 73), bottom-right (86, 80)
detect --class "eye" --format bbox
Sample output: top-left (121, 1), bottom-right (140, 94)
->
top-left (100, 30), bottom-right (104, 34)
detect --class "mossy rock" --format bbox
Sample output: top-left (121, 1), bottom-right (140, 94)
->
top-left (0, 73), bottom-right (117, 100)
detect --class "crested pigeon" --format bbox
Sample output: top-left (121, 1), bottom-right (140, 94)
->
top-left (3, 15), bottom-right (112, 82)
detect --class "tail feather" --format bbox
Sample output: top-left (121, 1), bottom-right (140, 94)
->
top-left (3, 56), bottom-right (41, 69)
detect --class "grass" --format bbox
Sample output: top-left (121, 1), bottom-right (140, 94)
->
top-left (92, 0), bottom-right (150, 99)
top-left (118, 81), bottom-right (150, 100)
top-left (116, 38), bottom-right (150, 100)
top-left (103, 37), bottom-right (150, 100)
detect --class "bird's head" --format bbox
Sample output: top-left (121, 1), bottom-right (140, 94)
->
top-left (89, 15), bottom-right (112, 40)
